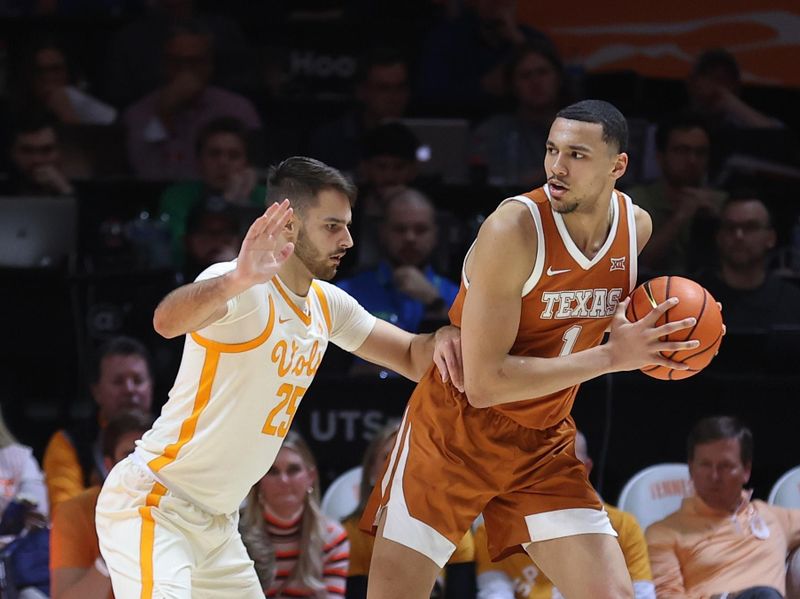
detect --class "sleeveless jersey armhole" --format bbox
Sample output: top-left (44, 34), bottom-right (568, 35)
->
top-left (460, 195), bottom-right (545, 297)
top-left (620, 192), bottom-right (639, 293)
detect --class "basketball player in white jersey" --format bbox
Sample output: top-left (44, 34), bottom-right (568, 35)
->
top-left (95, 157), bottom-right (463, 599)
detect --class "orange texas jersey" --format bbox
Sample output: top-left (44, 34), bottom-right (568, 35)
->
top-left (135, 262), bottom-right (376, 514)
top-left (449, 185), bottom-right (637, 429)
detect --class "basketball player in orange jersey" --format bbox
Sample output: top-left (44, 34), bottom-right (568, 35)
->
top-left (94, 157), bottom-right (463, 599)
top-left (360, 100), bottom-right (702, 599)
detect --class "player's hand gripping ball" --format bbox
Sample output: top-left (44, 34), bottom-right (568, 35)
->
top-left (626, 276), bottom-right (724, 380)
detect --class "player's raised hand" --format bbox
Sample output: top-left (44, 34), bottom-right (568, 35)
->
top-left (605, 297), bottom-right (700, 372)
top-left (234, 200), bottom-right (295, 286)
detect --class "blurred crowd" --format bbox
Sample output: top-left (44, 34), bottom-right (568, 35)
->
top-left (3, 386), bottom-right (800, 598)
top-left (0, 1), bottom-right (799, 597)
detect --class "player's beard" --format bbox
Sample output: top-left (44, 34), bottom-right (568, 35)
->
top-left (294, 228), bottom-right (338, 280)
top-left (551, 197), bottom-right (579, 214)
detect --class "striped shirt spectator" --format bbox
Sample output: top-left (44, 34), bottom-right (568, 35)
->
top-left (241, 432), bottom-right (349, 598)
top-left (265, 511), bottom-right (349, 597)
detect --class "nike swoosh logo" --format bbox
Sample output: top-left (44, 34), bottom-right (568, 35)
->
top-left (278, 317), bottom-right (292, 324)
top-left (547, 267), bottom-right (571, 276)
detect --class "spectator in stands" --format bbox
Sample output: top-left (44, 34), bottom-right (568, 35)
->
top-left (647, 416), bottom-right (800, 599)
top-left (159, 117), bottom-right (264, 267)
top-left (687, 49), bottom-right (784, 130)
top-left (240, 431), bottom-right (348, 598)
top-left (628, 114), bottom-right (726, 275)
top-left (474, 429), bottom-right (654, 599)
top-left (50, 409), bottom-right (153, 599)
top-left (0, 408), bottom-right (49, 599)
top-left (337, 188), bottom-right (459, 333)
top-left (42, 336), bottom-right (153, 510)
top-left (470, 40), bottom-right (568, 187)
top-left (697, 196), bottom-right (800, 331)
top-left (309, 47), bottom-right (411, 174)
top-left (347, 122), bottom-right (420, 270)
top-left (181, 200), bottom-right (243, 282)
top-left (105, 0), bottom-right (249, 108)
top-left (416, 0), bottom-right (550, 112)
top-left (0, 405), bottom-right (48, 522)
top-left (123, 20), bottom-right (260, 180)
top-left (342, 423), bottom-right (476, 599)
top-left (12, 40), bottom-right (116, 125)
top-left (2, 114), bottom-right (74, 196)
top-left (358, 122), bottom-right (419, 199)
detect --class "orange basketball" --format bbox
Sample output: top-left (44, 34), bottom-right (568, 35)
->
top-left (625, 276), bottom-right (724, 380)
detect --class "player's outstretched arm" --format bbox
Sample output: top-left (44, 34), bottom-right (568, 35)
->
top-left (352, 321), bottom-right (464, 391)
top-left (461, 204), bottom-right (698, 408)
top-left (153, 200), bottom-right (294, 338)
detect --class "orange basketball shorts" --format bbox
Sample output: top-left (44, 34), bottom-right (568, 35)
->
top-left (359, 368), bottom-right (614, 567)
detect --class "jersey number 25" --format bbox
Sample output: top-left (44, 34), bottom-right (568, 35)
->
top-left (262, 383), bottom-right (306, 438)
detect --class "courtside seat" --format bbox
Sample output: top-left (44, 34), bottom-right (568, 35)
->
top-left (768, 466), bottom-right (800, 508)
top-left (617, 463), bottom-right (692, 530)
top-left (321, 466), bottom-right (363, 521)
top-left (775, 468), bottom-right (800, 599)
top-left (786, 546), bottom-right (800, 599)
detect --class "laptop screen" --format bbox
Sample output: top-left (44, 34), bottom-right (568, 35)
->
top-left (400, 118), bottom-right (471, 184)
top-left (0, 196), bottom-right (77, 268)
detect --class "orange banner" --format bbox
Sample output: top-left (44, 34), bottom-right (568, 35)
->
top-left (519, 1), bottom-right (800, 87)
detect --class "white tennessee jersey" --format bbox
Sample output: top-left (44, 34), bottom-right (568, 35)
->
top-left (135, 261), bottom-right (376, 514)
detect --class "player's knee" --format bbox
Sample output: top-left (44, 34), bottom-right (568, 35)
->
top-left (368, 537), bottom-right (440, 599)
top-left (370, 544), bottom-right (419, 579)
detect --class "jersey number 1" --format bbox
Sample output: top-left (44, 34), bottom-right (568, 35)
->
top-left (559, 325), bottom-right (582, 356)
top-left (262, 383), bottom-right (306, 438)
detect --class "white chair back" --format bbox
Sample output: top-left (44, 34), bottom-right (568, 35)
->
top-left (321, 466), bottom-right (363, 521)
top-left (786, 547), bottom-right (800, 599)
top-left (617, 463), bottom-right (692, 530)
top-left (768, 466), bottom-right (800, 508)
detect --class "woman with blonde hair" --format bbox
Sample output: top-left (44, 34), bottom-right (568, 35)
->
top-left (241, 431), bottom-right (349, 597)
top-left (0, 406), bottom-right (49, 599)
top-left (342, 422), bottom-right (476, 599)
top-left (0, 406), bottom-right (48, 519)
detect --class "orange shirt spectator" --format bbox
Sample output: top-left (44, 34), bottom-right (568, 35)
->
top-left (49, 410), bottom-right (153, 599)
